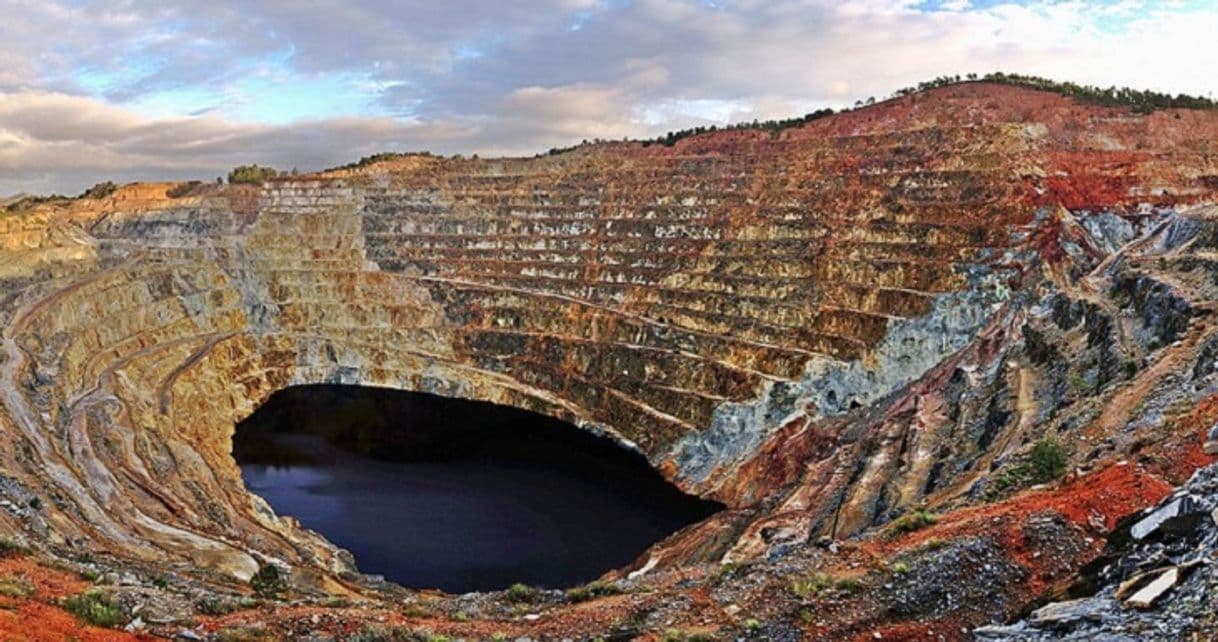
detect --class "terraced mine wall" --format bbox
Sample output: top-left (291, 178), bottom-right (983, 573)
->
top-left (1, 83), bottom-right (1217, 597)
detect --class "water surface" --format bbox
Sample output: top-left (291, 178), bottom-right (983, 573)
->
top-left (234, 385), bottom-right (721, 592)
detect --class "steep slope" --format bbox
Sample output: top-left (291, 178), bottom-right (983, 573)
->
top-left (0, 82), bottom-right (1216, 639)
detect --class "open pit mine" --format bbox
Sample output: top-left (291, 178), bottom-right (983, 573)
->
top-left (1, 81), bottom-right (1218, 641)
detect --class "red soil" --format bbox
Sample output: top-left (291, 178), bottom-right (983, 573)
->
top-left (0, 556), bottom-right (152, 642)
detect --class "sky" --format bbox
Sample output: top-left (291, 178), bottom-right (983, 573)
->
top-left (0, 0), bottom-right (1215, 195)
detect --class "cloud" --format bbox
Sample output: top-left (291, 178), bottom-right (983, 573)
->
top-left (0, 0), bottom-right (1215, 194)
top-left (0, 88), bottom-right (651, 195)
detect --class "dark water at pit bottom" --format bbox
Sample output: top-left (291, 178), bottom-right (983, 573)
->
top-left (233, 385), bottom-right (722, 593)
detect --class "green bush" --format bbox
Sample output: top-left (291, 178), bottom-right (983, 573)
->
top-left (0, 538), bottom-right (26, 557)
top-left (1028, 436), bottom-right (1069, 484)
top-left (195, 595), bottom-right (239, 616)
top-left (216, 627), bottom-right (277, 642)
top-left (792, 572), bottom-right (833, 598)
top-left (167, 181), bottom-right (202, 198)
top-left (80, 181), bottom-right (118, 200)
top-left (565, 580), bottom-right (623, 603)
top-left (63, 590), bottom-right (125, 627)
top-left (887, 508), bottom-right (939, 536)
top-left (505, 582), bottom-right (538, 603)
top-left (986, 436), bottom-right (1069, 499)
top-left (249, 564), bottom-right (286, 599)
top-left (1123, 360), bottom-right (1139, 379)
top-left (227, 165), bottom-right (280, 185)
top-left (349, 626), bottom-right (411, 642)
top-left (792, 571), bottom-right (863, 598)
top-left (0, 576), bottom-right (33, 598)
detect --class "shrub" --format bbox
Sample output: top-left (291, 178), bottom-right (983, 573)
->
top-left (80, 181), bottom-right (118, 200)
top-left (63, 590), bottom-right (124, 627)
top-left (195, 595), bottom-right (239, 616)
top-left (792, 572), bottom-right (863, 598)
top-left (0, 538), bottom-right (26, 557)
top-left (792, 572), bottom-right (833, 598)
top-left (249, 564), bottom-right (286, 599)
top-left (834, 576), bottom-right (862, 594)
top-left (1028, 436), bottom-right (1069, 484)
top-left (227, 165), bottom-right (280, 185)
top-left (402, 602), bottom-right (431, 618)
top-left (1123, 359), bottom-right (1139, 379)
top-left (565, 580), bottom-right (623, 603)
top-left (887, 508), bottom-right (939, 536)
top-left (505, 582), bottom-right (538, 603)
top-left (985, 436), bottom-right (1069, 499)
top-left (0, 576), bottom-right (33, 598)
top-left (349, 626), bottom-right (414, 642)
top-left (710, 561), bottom-right (747, 585)
top-left (919, 537), bottom-right (948, 552)
top-left (349, 629), bottom-right (386, 642)
top-left (216, 627), bottom-right (277, 642)
top-left (167, 181), bottom-right (202, 198)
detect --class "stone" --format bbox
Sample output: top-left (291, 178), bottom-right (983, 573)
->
top-left (1130, 497), bottom-right (1197, 540)
top-left (1204, 424), bottom-right (1218, 455)
top-left (1123, 567), bottom-right (1179, 609)
top-left (2, 81), bottom-right (1218, 641)
top-left (1028, 597), bottom-right (1115, 629)
top-left (972, 624), bottom-right (1028, 640)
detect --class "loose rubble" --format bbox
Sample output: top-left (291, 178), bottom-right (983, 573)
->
top-left (974, 463), bottom-right (1218, 640)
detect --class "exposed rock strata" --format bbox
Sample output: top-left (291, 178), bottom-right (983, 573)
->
top-left (1, 82), bottom-right (1217, 639)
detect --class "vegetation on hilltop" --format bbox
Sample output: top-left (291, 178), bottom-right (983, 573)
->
top-left (325, 151), bottom-right (442, 173)
top-left (639, 108), bottom-right (838, 149)
top-left (314, 73), bottom-right (1218, 164)
top-left (227, 164), bottom-right (286, 185)
top-left (79, 181), bottom-right (118, 200)
top-left (899, 72), bottom-right (1218, 113)
top-left (633, 73), bottom-right (1217, 151)
top-left (13, 73), bottom-right (1210, 197)
top-left (1, 193), bottom-right (69, 214)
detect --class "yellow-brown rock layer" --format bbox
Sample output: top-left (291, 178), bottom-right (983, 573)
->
top-left (0, 83), bottom-right (1216, 588)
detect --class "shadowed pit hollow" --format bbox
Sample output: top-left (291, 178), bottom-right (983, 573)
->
top-left (233, 384), bottom-right (723, 592)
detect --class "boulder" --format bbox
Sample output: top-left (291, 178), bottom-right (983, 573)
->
top-left (1130, 496), bottom-right (1200, 540)
top-left (1028, 597), bottom-right (1115, 629)
top-left (1123, 567), bottom-right (1179, 609)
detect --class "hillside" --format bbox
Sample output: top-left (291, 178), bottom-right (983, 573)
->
top-left (0, 81), bottom-right (1216, 640)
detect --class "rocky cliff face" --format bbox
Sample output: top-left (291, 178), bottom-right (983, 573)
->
top-left (1, 82), bottom-right (1217, 639)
